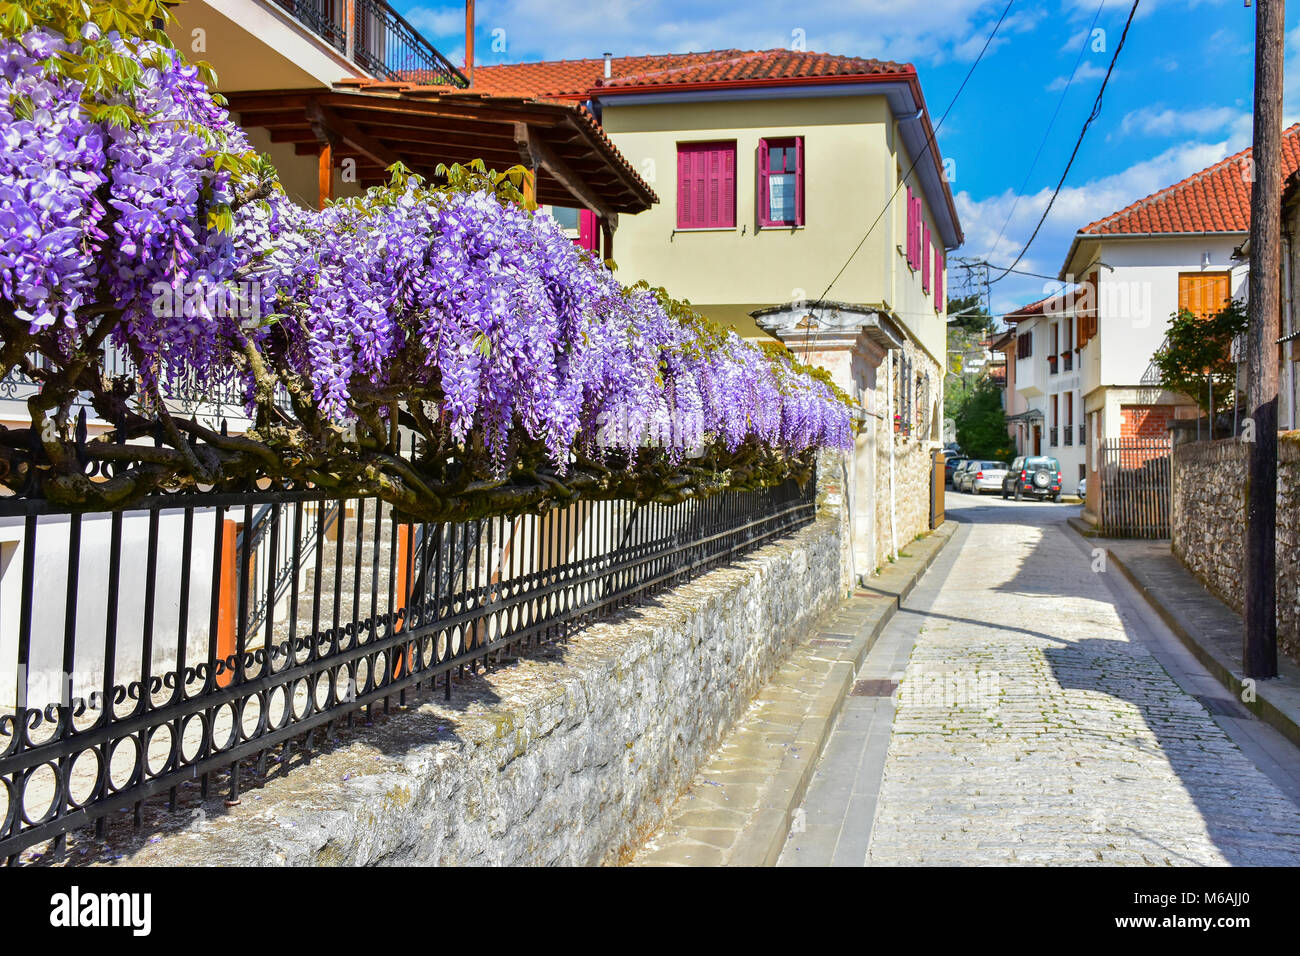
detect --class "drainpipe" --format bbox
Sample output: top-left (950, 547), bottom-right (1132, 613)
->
top-left (887, 350), bottom-right (898, 562)
top-left (464, 0), bottom-right (475, 86)
top-left (1285, 231), bottom-right (1296, 429)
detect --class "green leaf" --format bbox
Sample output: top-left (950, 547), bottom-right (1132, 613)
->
top-left (206, 204), bottom-right (234, 235)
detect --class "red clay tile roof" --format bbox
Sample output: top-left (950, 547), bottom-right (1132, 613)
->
top-left (595, 49), bottom-right (909, 92)
top-left (447, 49), bottom-right (912, 100)
top-left (1079, 123), bottom-right (1300, 236)
top-left (1004, 292), bottom-right (1067, 321)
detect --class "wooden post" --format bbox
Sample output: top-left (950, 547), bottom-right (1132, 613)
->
top-left (216, 519), bottom-right (238, 688)
top-left (521, 167), bottom-right (536, 208)
top-left (317, 140), bottom-right (334, 210)
top-left (344, 0), bottom-right (355, 62)
top-left (464, 0), bottom-right (475, 86)
top-left (1245, 0), bottom-right (1284, 679)
top-left (392, 523), bottom-right (415, 677)
top-left (601, 218), bottom-right (613, 262)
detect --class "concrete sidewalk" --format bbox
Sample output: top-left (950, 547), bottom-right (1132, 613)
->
top-left (1068, 517), bottom-right (1300, 751)
top-left (627, 522), bottom-right (957, 866)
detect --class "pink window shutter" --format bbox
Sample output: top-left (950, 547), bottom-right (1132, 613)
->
top-left (914, 196), bottom-right (923, 267)
top-left (905, 186), bottom-right (914, 268)
top-left (712, 148), bottom-right (722, 225)
top-left (922, 224), bottom-right (931, 293)
top-left (677, 150), bottom-right (691, 229)
top-left (795, 136), bottom-right (805, 226)
top-left (578, 209), bottom-right (598, 250)
top-left (935, 249), bottom-right (944, 310)
top-left (757, 140), bottom-right (770, 226)
top-left (695, 149), bottom-right (708, 226)
top-left (720, 145), bottom-right (735, 227)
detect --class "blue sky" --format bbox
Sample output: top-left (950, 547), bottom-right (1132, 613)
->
top-left (394, 0), bottom-right (1299, 314)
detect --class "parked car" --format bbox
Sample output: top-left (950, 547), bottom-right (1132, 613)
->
top-left (952, 460), bottom-right (977, 492)
top-left (1077, 477), bottom-right (1087, 500)
top-left (1002, 456), bottom-right (1063, 501)
top-left (945, 457), bottom-right (970, 486)
top-left (964, 460), bottom-right (1010, 495)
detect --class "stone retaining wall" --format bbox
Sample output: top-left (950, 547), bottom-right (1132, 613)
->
top-left (1171, 433), bottom-right (1300, 664)
top-left (115, 514), bottom-right (844, 867)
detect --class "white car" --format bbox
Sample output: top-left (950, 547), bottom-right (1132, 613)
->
top-left (1077, 477), bottom-right (1087, 500)
top-left (963, 460), bottom-right (1010, 494)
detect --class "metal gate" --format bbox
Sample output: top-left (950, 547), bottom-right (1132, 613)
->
top-left (1099, 437), bottom-right (1172, 538)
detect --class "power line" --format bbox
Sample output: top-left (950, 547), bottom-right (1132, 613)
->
top-left (989, 0), bottom-right (1140, 284)
top-left (809, 0), bottom-right (1015, 311)
top-left (980, 261), bottom-right (1070, 284)
top-left (987, 0), bottom-right (1104, 259)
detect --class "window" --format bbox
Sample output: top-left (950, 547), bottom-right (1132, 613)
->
top-left (934, 244), bottom-right (944, 311)
top-left (1078, 267), bottom-right (1100, 347)
top-left (677, 141), bottom-right (736, 229)
top-left (1178, 271), bottom-right (1231, 318)
top-left (906, 186), bottom-right (917, 269)
top-left (548, 206), bottom-right (580, 231)
top-left (547, 206), bottom-right (598, 251)
top-left (1017, 331), bottom-right (1032, 359)
top-left (758, 137), bottom-right (803, 227)
top-left (922, 224), bottom-right (932, 294)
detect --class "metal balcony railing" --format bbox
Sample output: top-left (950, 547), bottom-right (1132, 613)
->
top-left (1049, 426), bottom-right (1058, 447)
top-left (271, 0), bottom-right (468, 86)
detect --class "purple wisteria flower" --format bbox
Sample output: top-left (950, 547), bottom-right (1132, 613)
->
top-left (0, 25), bottom-right (851, 476)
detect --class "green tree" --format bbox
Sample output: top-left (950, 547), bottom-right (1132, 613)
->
top-left (946, 293), bottom-right (991, 336)
top-left (954, 376), bottom-right (1015, 461)
top-left (1150, 299), bottom-right (1248, 417)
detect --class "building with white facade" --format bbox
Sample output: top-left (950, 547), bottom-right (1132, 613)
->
top-left (1004, 127), bottom-right (1300, 522)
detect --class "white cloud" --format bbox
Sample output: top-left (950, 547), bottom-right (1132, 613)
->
top-left (1119, 105), bottom-right (1246, 138)
top-left (406, 0), bottom-right (1030, 66)
top-left (1045, 59), bottom-right (1107, 92)
top-left (959, 138), bottom-right (1242, 313)
top-left (1060, 28), bottom-right (1088, 53)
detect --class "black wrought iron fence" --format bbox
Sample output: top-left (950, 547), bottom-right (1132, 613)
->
top-left (0, 476), bottom-right (814, 861)
top-left (0, 346), bottom-right (287, 421)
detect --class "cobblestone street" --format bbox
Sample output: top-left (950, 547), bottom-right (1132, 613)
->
top-left (780, 494), bottom-right (1300, 866)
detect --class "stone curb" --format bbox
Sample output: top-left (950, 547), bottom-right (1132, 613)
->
top-left (630, 519), bottom-right (957, 867)
top-left (1065, 520), bottom-right (1300, 752)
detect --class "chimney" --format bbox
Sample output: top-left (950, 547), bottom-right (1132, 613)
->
top-left (465, 0), bottom-right (475, 86)
top-left (603, 52), bottom-right (612, 80)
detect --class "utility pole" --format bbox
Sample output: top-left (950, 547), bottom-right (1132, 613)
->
top-left (1244, 0), bottom-right (1284, 680)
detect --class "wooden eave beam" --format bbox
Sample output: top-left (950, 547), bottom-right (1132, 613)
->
top-left (513, 122), bottom-right (616, 228)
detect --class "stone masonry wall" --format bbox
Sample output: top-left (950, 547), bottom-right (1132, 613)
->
top-left (872, 338), bottom-right (940, 573)
top-left (873, 435), bottom-right (933, 572)
top-left (1171, 433), bottom-right (1300, 664)
top-left (118, 514), bottom-right (844, 867)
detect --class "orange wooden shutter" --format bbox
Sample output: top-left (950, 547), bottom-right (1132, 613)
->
top-left (1178, 272), bottom-right (1231, 318)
